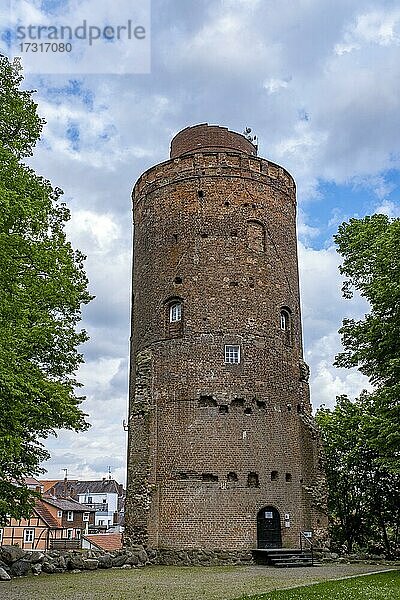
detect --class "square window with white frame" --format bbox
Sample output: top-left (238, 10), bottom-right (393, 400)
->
top-left (224, 344), bottom-right (241, 364)
top-left (24, 529), bottom-right (34, 543)
top-left (83, 512), bottom-right (90, 522)
top-left (66, 510), bottom-right (73, 521)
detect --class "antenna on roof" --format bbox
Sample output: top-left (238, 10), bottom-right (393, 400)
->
top-left (242, 126), bottom-right (258, 149)
top-left (108, 466), bottom-right (112, 480)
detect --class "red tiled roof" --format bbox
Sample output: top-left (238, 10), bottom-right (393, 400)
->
top-left (40, 479), bottom-right (62, 492)
top-left (34, 500), bottom-right (62, 529)
top-left (83, 533), bottom-right (123, 551)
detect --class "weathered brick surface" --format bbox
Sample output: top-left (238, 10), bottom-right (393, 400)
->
top-left (170, 123), bottom-right (257, 158)
top-left (125, 124), bottom-right (327, 551)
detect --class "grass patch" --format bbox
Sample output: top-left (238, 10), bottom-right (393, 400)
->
top-left (238, 571), bottom-right (400, 600)
top-left (6, 564), bottom-right (397, 600)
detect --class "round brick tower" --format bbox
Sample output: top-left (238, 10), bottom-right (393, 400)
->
top-left (125, 124), bottom-right (326, 554)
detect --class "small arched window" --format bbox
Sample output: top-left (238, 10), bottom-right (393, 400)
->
top-left (280, 309), bottom-right (290, 331)
top-left (280, 307), bottom-right (292, 345)
top-left (165, 297), bottom-right (184, 338)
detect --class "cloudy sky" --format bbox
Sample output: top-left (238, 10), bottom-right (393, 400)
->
top-left (3, 0), bottom-right (400, 484)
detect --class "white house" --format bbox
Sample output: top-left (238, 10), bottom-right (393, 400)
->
top-left (45, 479), bottom-right (125, 531)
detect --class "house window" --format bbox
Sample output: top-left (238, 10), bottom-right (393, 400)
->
top-left (169, 303), bottom-right (182, 322)
top-left (76, 529), bottom-right (81, 540)
top-left (67, 511), bottom-right (74, 521)
top-left (83, 512), bottom-right (90, 522)
top-left (67, 529), bottom-right (73, 540)
top-left (224, 345), bottom-right (240, 364)
top-left (0, 529), bottom-right (3, 544)
top-left (87, 496), bottom-right (92, 504)
top-left (24, 529), bottom-right (34, 543)
top-left (57, 510), bottom-right (62, 518)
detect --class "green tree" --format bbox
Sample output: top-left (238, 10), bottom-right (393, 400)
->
top-left (334, 215), bottom-right (400, 468)
top-left (0, 56), bottom-right (92, 524)
top-left (318, 214), bottom-right (400, 557)
top-left (316, 396), bottom-right (400, 557)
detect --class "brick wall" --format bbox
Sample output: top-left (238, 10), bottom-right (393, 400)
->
top-left (125, 126), bottom-right (327, 551)
top-left (170, 124), bottom-right (257, 158)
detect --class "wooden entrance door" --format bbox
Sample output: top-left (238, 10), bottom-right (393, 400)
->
top-left (257, 506), bottom-right (282, 548)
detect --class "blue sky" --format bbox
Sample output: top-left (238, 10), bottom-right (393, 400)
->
top-left (2, 0), bottom-right (400, 484)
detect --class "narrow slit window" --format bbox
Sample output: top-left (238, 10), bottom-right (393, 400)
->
top-left (280, 310), bottom-right (290, 331)
top-left (170, 303), bottom-right (182, 323)
top-left (280, 307), bottom-right (293, 345)
top-left (224, 345), bottom-right (240, 364)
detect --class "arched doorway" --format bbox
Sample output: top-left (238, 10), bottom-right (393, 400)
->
top-left (257, 506), bottom-right (282, 548)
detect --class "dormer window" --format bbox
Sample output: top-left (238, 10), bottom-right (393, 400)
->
top-left (170, 303), bottom-right (182, 322)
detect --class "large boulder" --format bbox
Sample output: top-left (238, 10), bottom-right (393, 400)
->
top-left (27, 551), bottom-right (45, 564)
top-left (83, 559), bottom-right (99, 570)
top-left (31, 563), bottom-right (42, 576)
top-left (111, 554), bottom-right (127, 567)
top-left (10, 559), bottom-right (31, 577)
top-left (67, 555), bottom-right (85, 570)
top-left (42, 561), bottom-right (56, 574)
top-left (147, 549), bottom-right (157, 561)
top-left (126, 554), bottom-right (139, 566)
top-left (97, 554), bottom-right (113, 569)
top-left (0, 546), bottom-right (26, 565)
top-left (55, 556), bottom-right (67, 570)
top-left (0, 567), bottom-right (11, 581)
top-left (128, 548), bottom-right (148, 565)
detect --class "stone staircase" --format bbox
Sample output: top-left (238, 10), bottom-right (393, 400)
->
top-left (253, 548), bottom-right (320, 568)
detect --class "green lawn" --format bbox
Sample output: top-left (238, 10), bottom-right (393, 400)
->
top-left (239, 571), bottom-right (400, 600)
top-left (5, 564), bottom-right (398, 600)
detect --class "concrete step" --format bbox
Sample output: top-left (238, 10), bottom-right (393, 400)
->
top-left (253, 548), bottom-right (315, 568)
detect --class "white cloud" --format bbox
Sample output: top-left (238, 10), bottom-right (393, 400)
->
top-left (67, 210), bottom-right (120, 252)
top-left (17, 0), bottom-right (398, 483)
top-left (374, 199), bottom-right (400, 218)
top-left (298, 242), bottom-right (371, 410)
top-left (339, 9), bottom-right (400, 51)
top-left (263, 78), bottom-right (290, 94)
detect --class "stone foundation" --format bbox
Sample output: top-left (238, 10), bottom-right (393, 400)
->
top-left (156, 547), bottom-right (254, 566)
